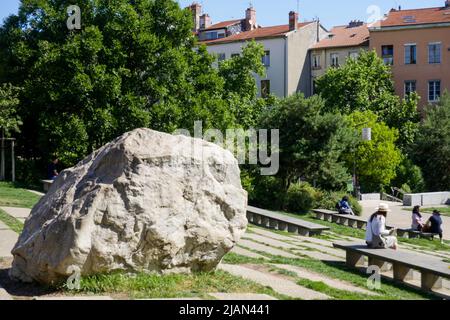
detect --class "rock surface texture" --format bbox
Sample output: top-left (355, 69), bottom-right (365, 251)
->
top-left (10, 129), bottom-right (247, 284)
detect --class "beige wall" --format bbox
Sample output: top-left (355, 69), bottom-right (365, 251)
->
top-left (370, 26), bottom-right (450, 108)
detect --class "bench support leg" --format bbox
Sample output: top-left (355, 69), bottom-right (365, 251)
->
top-left (323, 214), bottom-right (331, 222)
top-left (269, 219), bottom-right (278, 229)
top-left (368, 257), bottom-right (391, 272)
top-left (287, 224), bottom-right (298, 233)
top-left (357, 221), bottom-right (366, 230)
top-left (246, 212), bottom-right (254, 223)
top-left (346, 252), bottom-right (365, 267)
top-left (393, 263), bottom-right (413, 281)
top-left (347, 220), bottom-right (357, 228)
top-left (297, 228), bottom-right (309, 237)
top-left (278, 222), bottom-right (288, 232)
top-left (421, 272), bottom-right (442, 291)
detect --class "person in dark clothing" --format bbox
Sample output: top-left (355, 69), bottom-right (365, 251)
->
top-left (47, 158), bottom-right (59, 180)
top-left (423, 210), bottom-right (443, 243)
top-left (338, 196), bottom-right (355, 215)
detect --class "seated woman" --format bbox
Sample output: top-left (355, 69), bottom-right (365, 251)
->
top-left (411, 205), bottom-right (424, 231)
top-left (365, 203), bottom-right (398, 250)
top-left (423, 210), bottom-right (444, 244)
top-left (338, 196), bottom-right (355, 215)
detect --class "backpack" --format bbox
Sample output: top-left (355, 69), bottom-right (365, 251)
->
top-left (335, 201), bottom-right (341, 211)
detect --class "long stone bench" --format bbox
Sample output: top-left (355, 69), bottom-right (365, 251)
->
top-left (396, 228), bottom-right (440, 240)
top-left (312, 209), bottom-right (395, 230)
top-left (333, 241), bottom-right (450, 292)
top-left (41, 179), bottom-right (53, 192)
top-left (247, 206), bottom-right (329, 237)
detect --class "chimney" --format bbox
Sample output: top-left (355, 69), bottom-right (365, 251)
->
top-left (245, 7), bottom-right (257, 31)
top-left (289, 11), bottom-right (299, 31)
top-left (200, 14), bottom-right (212, 30)
top-left (189, 2), bottom-right (202, 32)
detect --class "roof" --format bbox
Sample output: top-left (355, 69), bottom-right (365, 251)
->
top-left (202, 22), bottom-right (314, 45)
top-left (378, 6), bottom-right (450, 28)
top-left (312, 23), bottom-right (369, 49)
top-left (206, 19), bottom-right (242, 30)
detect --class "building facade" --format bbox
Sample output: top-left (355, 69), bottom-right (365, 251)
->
top-left (370, 1), bottom-right (450, 108)
top-left (191, 5), bottom-right (327, 98)
top-left (310, 21), bottom-right (370, 93)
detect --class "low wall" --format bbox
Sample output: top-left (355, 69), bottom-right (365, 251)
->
top-left (403, 192), bottom-right (450, 207)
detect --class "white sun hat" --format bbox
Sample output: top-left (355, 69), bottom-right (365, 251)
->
top-left (375, 203), bottom-right (391, 213)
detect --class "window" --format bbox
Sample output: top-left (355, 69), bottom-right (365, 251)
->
top-left (205, 32), bottom-right (218, 40)
top-left (217, 53), bottom-right (226, 62)
top-left (348, 51), bottom-right (359, 60)
top-left (404, 44), bottom-right (416, 64)
top-left (312, 54), bottom-right (321, 69)
top-left (404, 80), bottom-right (416, 96)
top-left (331, 53), bottom-right (339, 67)
top-left (261, 80), bottom-right (270, 98)
top-left (428, 80), bottom-right (441, 102)
top-left (217, 33), bottom-right (225, 39)
top-left (382, 45), bottom-right (394, 65)
top-left (262, 50), bottom-right (270, 67)
top-left (428, 43), bottom-right (441, 64)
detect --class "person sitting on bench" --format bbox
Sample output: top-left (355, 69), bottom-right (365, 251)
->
top-left (423, 210), bottom-right (444, 244)
top-left (365, 203), bottom-right (398, 250)
top-left (337, 196), bottom-right (355, 215)
top-left (411, 205), bottom-right (425, 231)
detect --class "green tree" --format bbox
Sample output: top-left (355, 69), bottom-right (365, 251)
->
top-left (0, 0), bottom-right (266, 167)
top-left (315, 50), bottom-right (420, 150)
top-left (0, 83), bottom-right (22, 136)
top-left (346, 111), bottom-right (402, 192)
top-left (411, 92), bottom-right (450, 191)
top-left (259, 93), bottom-right (357, 191)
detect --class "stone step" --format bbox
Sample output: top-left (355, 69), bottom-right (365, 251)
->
top-left (218, 264), bottom-right (330, 300)
top-left (0, 207), bottom-right (30, 222)
top-left (272, 264), bottom-right (378, 296)
top-left (0, 229), bottom-right (18, 258)
top-left (237, 239), bottom-right (298, 259)
top-left (291, 248), bottom-right (341, 262)
top-left (0, 283), bottom-right (13, 300)
top-left (243, 233), bottom-right (298, 250)
top-left (0, 220), bottom-right (9, 230)
top-left (231, 246), bottom-right (270, 260)
top-left (33, 295), bottom-right (114, 300)
top-left (208, 293), bottom-right (277, 300)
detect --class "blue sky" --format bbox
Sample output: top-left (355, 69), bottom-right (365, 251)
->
top-left (0, 0), bottom-right (446, 29)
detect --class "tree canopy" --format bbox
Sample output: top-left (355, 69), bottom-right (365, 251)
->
top-left (0, 0), bottom-right (267, 166)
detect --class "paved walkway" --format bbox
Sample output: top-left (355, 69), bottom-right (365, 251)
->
top-left (0, 207), bottom-right (31, 223)
top-left (359, 200), bottom-right (450, 240)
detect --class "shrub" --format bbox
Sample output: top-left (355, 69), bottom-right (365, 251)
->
top-left (316, 191), bottom-right (362, 216)
top-left (284, 182), bottom-right (321, 214)
top-left (249, 176), bottom-right (285, 210)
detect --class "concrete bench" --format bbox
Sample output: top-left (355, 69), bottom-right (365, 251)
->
top-left (247, 205), bottom-right (329, 237)
top-left (333, 241), bottom-right (450, 292)
top-left (312, 209), bottom-right (395, 230)
top-left (41, 179), bottom-right (53, 192)
top-left (396, 228), bottom-right (440, 240)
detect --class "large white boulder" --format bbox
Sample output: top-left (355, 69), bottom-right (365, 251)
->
top-left (10, 128), bottom-right (248, 284)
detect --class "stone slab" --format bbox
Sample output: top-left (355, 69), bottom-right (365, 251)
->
top-left (218, 264), bottom-right (329, 300)
top-left (208, 293), bottom-right (277, 300)
top-left (0, 229), bottom-right (18, 258)
top-left (273, 264), bottom-right (378, 296)
top-left (0, 220), bottom-right (9, 230)
top-left (0, 207), bottom-right (31, 220)
top-left (237, 239), bottom-right (298, 259)
top-left (231, 246), bottom-right (270, 260)
top-left (34, 295), bottom-right (114, 300)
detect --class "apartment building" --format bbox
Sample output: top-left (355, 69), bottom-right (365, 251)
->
top-left (310, 21), bottom-right (370, 93)
top-left (370, 1), bottom-right (450, 107)
top-left (189, 4), bottom-right (328, 98)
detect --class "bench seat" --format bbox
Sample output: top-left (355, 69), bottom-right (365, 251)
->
top-left (396, 228), bottom-right (440, 240)
top-left (333, 241), bottom-right (450, 292)
top-left (247, 205), bottom-right (329, 237)
top-left (312, 209), bottom-right (395, 230)
top-left (41, 179), bottom-right (54, 192)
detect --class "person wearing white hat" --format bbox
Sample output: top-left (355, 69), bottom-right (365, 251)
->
top-left (365, 203), bottom-right (398, 250)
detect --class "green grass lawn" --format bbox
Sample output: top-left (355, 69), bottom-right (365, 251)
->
top-left (0, 182), bottom-right (42, 208)
top-left (65, 270), bottom-right (288, 300)
top-left (0, 208), bottom-right (24, 233)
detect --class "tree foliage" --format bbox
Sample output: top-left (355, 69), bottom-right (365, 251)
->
top-left (411, 93), bottom-right (450, 191)
top-left (0, 83), bottom-right (22, 136)
top-left (0, 0), bottom-right (266, 166)
top-left (259, 93), bottom-right (357, 191)
top-left (345, 111), bottom-right (402, 192)
top-left (315, 50), bottom-right (420, 150)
